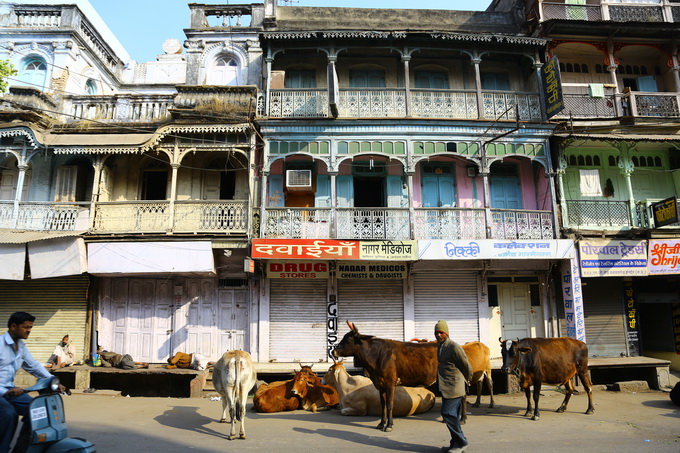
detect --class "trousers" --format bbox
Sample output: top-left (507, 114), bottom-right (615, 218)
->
top-left (441, 396), bottom-right (468, 449)
top-left (0, 393), bottom-right (32, 453)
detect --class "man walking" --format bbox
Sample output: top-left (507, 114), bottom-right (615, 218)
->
top-left (435, 319), bottom-right (472, 453)
top-left (1, 312), bottom-right (57, 452)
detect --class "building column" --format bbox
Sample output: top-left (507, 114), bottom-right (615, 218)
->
top-left (556, 156), bottom-right (569, 232)
top-left (329, 172), bottom-right (337, 239)
top-left (402, 55), bottom-right (412, 117)
top-left (472, 54), bottom-right (484, 120)
top-left (168, 162), bottom-right (180, 233)
top-left (481, 166), bottom-right (493, 239)
top-left (618, 157), bottom-right (637, 226)
top-left (533, 55), bottom-right (546, 122)
top-left (89, 158), bottom-right (104, 230)
top-left (12, 163), bottom-right (28, 228)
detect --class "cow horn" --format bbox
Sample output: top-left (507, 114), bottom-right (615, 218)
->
top-left (499, 337), bottom-right (504, 343)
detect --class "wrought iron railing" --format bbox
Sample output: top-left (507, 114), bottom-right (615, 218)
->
top-left (0, 201), bottom-right (89, 230)
top-left (609, 4), bottom-right (664, 22)
top-left (410, 89), bottom-right (478, 119)
top-left (413, 208), bottom-right (486, 239)
top-left (268, 88), bottom-right (541, 121)
top-left (263, 208), bottom-right (332, 239)
top-left (565, 200), bottom-right (632, 228)
top-left (173, 200), bottom-right (249, 233)
top-left (625, 92), bottom-right (680, 117)
top-left (553, 94), bottom-right (617, 119)
top-left (541, 3), bottom-right (603, 21)
top-left (65, 95), bottom-right (174, 122)
top-left (261, 207), bottom-right (553, 240)
top-left (491, 209), bottom-right (554, 240)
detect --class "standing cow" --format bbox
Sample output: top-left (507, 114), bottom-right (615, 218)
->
top-left (213, 350), bottom-right (258, 440)
top-left (332, 321), bottom-right (438, 432)
top-left (499, 337), bottom-right (594, 420)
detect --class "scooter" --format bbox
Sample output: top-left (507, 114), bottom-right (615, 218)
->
top-left (12, 376), bottom-right (95, 453)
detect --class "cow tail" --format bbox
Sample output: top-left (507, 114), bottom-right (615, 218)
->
top-left (234, 357), bottom-right (243, 421)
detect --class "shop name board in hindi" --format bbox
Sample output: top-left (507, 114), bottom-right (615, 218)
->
top-left (337, 262), bottom-right (407, 279)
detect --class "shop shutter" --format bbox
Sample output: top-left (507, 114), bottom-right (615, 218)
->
top-left (0, 276), bottom-right (90, 363)
top-left (337, 279), bottom-right (404, 340)
top-left (413, 271), bottom-right (479, 343)
top-left (558, 278), bottom-right (627, 357)
top-left (270, 279), bottom-right (328, 362)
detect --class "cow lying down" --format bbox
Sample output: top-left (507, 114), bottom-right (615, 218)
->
top-left (253, 365), bottom-right (339, 413)
top-left (323, 360), bottom-right (435, 417)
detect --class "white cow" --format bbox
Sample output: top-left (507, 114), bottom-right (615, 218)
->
top-left (322, 360), bottom-right (435, 417)
top-left (213, 350), bottom-right (257, 440)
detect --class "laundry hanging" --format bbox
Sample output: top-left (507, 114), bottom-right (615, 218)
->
top-left (579, 169), bottom-right (603, 196)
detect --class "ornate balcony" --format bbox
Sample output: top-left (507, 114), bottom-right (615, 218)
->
top-left (262, 207), bottom-right (554, 240)
top-left (564, 200), bottom-right (632, 228)
top-left (92, 200), bottom-right (249, 234)
top-left (624, 92), bottom-right (680, 117)
top-left (267, 88), bottom-right (542, 121)
top-left (553, 93), bottom-right (618, 119)
top-left (540, 1), bottom-right (672, 23)
top-left (64, 95), bottom-right (174, 123)
top-left (0, 201), bottom-right (89, 231)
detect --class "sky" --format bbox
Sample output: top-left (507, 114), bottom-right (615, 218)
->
top-left (88, 0), bottom-right (481, 63)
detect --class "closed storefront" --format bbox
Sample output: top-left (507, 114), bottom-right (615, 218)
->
top-left (0, 275), bottom-right (90, 363)
top-left (413, 270), bottom-right (480, 343)
top-left (97, 277), bottom-right (248, 363)
top-left (269, 279), bottom-right (328, 362)
top-left (337, 279), bottom-right (404, 340)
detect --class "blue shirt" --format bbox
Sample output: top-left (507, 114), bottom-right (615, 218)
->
top-left (0, 331), bottom-right (52, 396)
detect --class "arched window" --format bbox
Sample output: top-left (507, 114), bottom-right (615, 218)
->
top-left (206, 55), bottom-right (240, 85)
top-left (85, 79), bottom-right (97, 95)
top-left (18, 57), bottom-right (48, 90)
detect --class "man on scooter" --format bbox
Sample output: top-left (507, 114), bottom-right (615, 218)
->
top-left (0, 311), bottom-right (65, 453)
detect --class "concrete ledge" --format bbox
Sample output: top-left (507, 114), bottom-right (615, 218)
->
top-left (612, 380), bottom-right (650, 392)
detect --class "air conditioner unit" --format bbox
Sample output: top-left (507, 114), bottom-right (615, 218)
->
top-left (286, 169), bottom-right (313, 191)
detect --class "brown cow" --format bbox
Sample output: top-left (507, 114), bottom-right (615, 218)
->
top-left (499, 337), bottom-right (594, 421)
top-left (463, 341), bottom-right (494, 409)
top-left (252, 365), bottom-right (316, 413)
top-left (332, 321), bottom-right (438, 432)
top-left (290, 367), bottom-right (340, 412)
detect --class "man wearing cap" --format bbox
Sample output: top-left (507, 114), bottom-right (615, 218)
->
top-left (435, 319), bottom-right (472, 453)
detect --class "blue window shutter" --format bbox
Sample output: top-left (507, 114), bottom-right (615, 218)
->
top-left (386, 175), bottom-right (406, 208)
top-left (637, 76), bottom-right (657, 92)
top-left (268, 174), bottom-right (284, 207)
top-left (422, 176), bottom-right (440, 207)
top-left (438, 177), bottom-right (455, 208)
top-left (336, 175), bottom-right (354, 207)
top-left (315, 175), bottom-right (331, 207)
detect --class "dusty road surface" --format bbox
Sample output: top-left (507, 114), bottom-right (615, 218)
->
top-left (53, 386), bottom-right (679, 453)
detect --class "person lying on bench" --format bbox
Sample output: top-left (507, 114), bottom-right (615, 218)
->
top-left (165, 351), bottom-right (214, 370)
top-left (97, 346), bottom-right (148, 369)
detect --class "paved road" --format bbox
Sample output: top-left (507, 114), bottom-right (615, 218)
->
top-left (54, 386), bottom-right (679, 452)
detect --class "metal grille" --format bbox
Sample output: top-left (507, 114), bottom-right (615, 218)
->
top-left (218, 278), bottom-right (247, 288)
top-left (609, 5), bottom-right (664, 22)
top-left (554, 94), bottom-right (616, 119)
top-left (566, 200), bottom-right (631, 227)
top-left (541, 3), bottom-right (602, 20)
top-left (337, 279), bottom-right (404, 341)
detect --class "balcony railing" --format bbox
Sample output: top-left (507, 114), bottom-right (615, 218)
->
top-left (65, 95), bottom-right (175, 123)
top-left (262, 207), bottom-right (554, 240)
top-left (173, 201), bottom-right (249, 233)
top-left (541, 2), bottom-right (671, 23)
top-left (553, 93), bottom-right (617, 119)
top-left (624, 92), bottom-right (680, 117)
top-left (92, 201), bottom-right (169, 233)
top-left (636, 199), bottom-right (680, 229)
top-left (564, 200), bottom-right (632, 228)
top-left (268, 88), bottom-right (542, 121)
top-left (0, 201), bottom-right (89, 231)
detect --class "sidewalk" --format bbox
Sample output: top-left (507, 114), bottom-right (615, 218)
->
top-left (60, 385), bottom-right (680, 453)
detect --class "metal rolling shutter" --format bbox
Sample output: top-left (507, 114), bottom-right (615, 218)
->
top-left (413, 271), bottom-right (479, 343)
top-left (270, 279), bottom-right (328, 362)
top-left (0, 276), bottom-right (90, 363)
top-left (558, 278), bottom-right (627, 357)
top-left (337, 279), bottom-right (404, 340)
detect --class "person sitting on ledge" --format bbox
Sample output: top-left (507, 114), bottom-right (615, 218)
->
top-left (45, 334), bottom-right (76, 369)
top-left (97, 346), bottom-right (148, 369)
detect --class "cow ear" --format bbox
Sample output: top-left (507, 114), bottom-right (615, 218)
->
top-left (518, 346), bottom-right (532, 354)
top-left (498, 337), bottom-right (505, 344)
top-left (347, 320), bottom-right (359, 334)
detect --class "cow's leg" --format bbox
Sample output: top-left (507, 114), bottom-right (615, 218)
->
top-left (578, 369), bottom-right (595, 415)
top-left (384, 385), bottom-right (395, 432)
top-left (238, 392), bottom-right (247, 439)
top-left (219, 397), bottom-right (229, 423)
top-left (486, 372), bottom-right (495, 409)
top-left (227, 389), bottom-right (237, 440)
top-left (522, 385), bottom-right (533, 418)
top-left (471, 380), bottom-right (482, 408)
top-left (557, 378), bottom-right (574, 413)
top-left (531, 382), bottom-right (541, 421)
top-left (377, 389), bottom-right (388, 430)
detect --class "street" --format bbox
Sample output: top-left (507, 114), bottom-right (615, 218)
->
top-left (57, 385), bottom-right (680, 453)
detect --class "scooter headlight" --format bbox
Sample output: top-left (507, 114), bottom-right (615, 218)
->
top-left (49, 377), bottom-right (60, 392)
